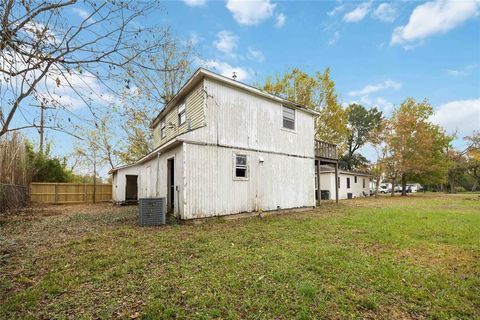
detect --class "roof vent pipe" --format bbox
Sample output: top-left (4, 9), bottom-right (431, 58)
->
top-left (232, 72), bottom-right (237, 80)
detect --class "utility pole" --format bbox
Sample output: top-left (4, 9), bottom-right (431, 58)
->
top-left (31, 103), bottom-right (46, 154)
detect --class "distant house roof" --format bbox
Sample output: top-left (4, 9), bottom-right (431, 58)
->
top-left (319, 165), bottom-right (372, 177)
top-left (150, 68), bottom-right (319, 129)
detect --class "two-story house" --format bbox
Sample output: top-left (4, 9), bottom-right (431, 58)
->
top-left (110, 68), bottom-right (338, 220)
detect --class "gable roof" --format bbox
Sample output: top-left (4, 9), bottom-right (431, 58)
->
top-left (150, 68), bottom-right (319, 128)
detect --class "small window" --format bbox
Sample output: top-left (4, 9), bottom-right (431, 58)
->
top-left (354, 176), bottom-right (357, 183)
top-left (347, 177), bottom-right (351, 189)
top-left (282, 106), bottom-right (295, 130)
top-left (160, 119), bottom-right (166, 139)
top-left (234, 154), bottom-right (247, 179)
top-left (178, 103), bottom-right (186, 125)
top-left (363, 178), bottom-right (366, 188)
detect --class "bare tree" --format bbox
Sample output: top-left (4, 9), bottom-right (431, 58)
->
top-left (0, 0), bottom-right (169, 138)
top-left (73, 131), bottom-right (105, 203)
top-left (115, 31), bottom-right (195, 163)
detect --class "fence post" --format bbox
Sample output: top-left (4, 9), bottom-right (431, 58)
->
top-left (54, 184), bottom-right (58, 204)
top-left (84, 184), bottom-right (87, 203)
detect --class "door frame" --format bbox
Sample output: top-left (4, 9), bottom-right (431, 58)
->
top-left (166, 156), bottom-right (175, 213)
top-left (125, 174), bottom-right (138, 201)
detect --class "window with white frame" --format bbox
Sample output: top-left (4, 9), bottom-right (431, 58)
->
top-left (363, 178), bottom-right (366, 188)
top-left (354, 176), bottom-right (357, 183)
top-left (160, 119), bottom-right (166, 139)
top-left (234, 154), bottom-right (248, 179)
top-left (178, 103), bottom-right (186, 125)
top-left (282, 106), bottom-right (295, 130)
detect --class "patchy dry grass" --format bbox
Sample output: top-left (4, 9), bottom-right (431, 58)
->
top-left (1, 194), bottom-right (479, 319)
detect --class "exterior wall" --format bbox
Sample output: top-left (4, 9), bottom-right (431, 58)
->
top-left (186, 78), bottom-right (315, 158)
top-left (136, 145), bottom-right (185, 217)
top-left (117, 73), bottom-right (319, 219)
top-left (112, 166), bottom-right (139, 202)
top-left (152, 82), bottom-right (205, 148)
top-left (320, 172), bottom-right (370, 200)
top-left (319, 171), bottom-right (335, 199)
top-left (183, 143), bottom-right (315, 219)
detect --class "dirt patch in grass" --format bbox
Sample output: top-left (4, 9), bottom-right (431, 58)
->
top-left (397, 246), bottom-right (479, 272)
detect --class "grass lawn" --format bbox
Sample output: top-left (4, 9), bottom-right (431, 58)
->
top-left (1, 194), bottom-right (479, 319)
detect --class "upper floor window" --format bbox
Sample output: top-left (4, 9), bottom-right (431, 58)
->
top-left (282, 106), bottom-right (295, 130)
top-left (178, 103), bottom-right (186, 125)
top-left (363, 178), bottom-right (366, 188)
top-left (347, 177), bottom-right (351, 189)
top-left (354, 176), bottom-right (357, 183)
top-left (160, 119), bottom-right (166, 139)
top-left (234, 154), bottom-right (248, 179)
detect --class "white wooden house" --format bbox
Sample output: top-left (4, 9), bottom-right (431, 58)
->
top-left (318, 165), bottom-right (372, 199)
top-left (110, 68), bottom-right (338, 219)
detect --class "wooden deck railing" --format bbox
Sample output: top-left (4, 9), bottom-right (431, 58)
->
top-left (315, 140), bottom-right (337, 160)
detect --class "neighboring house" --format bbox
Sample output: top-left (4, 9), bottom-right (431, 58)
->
top-left (318, 165), bottom-right (371, 199)
top-left (110, 68), bottom-right (338, 219)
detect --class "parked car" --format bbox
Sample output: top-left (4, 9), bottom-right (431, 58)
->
top-left (379, 185), bottom-right (390, 194)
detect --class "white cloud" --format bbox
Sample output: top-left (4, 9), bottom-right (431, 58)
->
top-left (188, 32), bottom-right (202, 46)
top-left (373, 3), bottom-right (397, 22)
top-left (183, 0), bottom-right (206, 7)
top-left (372, 97), bottom-right (395, 114)
top-left (348, 80), bottom-right (402, 97)
top-left (446, 64), bottom-right (478, 77)
top-left (200, 59), bottom-right (251, 81)
top-left (226, 0), bottom-right (276, 25)
top-left (431, 99), bottom-right (480, 137)
top-left (0, 48), bottom-right (112, 111)
top-left (72, 8), bottom-right (91, 20)
top-left (329, 31), bottom-right (340, 45)
top-left (247, 47), bottom-right (265, 62)
top-left (275, 13), bottom-right (286, 28)
top-left (213, 30), bottom-right (238, 55)
top-left (328, 5), bottom-right (345, 16)
top-left (343, 2), bottom-right (372, 23)
top-left (345, 96), bottom-right (395, 115)
top-left (391, 0), bottom-right (480, 46)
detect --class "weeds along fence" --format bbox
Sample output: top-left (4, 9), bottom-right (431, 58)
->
top-left (0, 133), bottom-right (31, 212)
top-left (30, 183), bottom-right (112, 204)
top-left (0, 184), bottom-right (29, 212)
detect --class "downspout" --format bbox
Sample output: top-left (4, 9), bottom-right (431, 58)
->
top-left (155, 152), bottom-right (161, 196)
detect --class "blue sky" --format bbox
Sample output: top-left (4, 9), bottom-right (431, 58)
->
top-left (11, 0), bottom-right (480, 173)
top-left (165, 0), bottom-right (479, 145)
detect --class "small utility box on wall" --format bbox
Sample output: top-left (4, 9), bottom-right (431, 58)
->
top-left (138, 197), bottom-right (166, 226)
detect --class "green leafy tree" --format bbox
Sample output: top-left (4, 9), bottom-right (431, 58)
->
top-left (386, 98), bottom-right (452, 195)
top-left (26, 142), bottom-right (74, 182)
top-left (262, 68), bottom-right (347, 153)
top-left (341, 104), bottom-right (383, 170)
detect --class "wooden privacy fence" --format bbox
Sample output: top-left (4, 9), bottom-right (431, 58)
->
top-left (30, 183), bottom-right (112, 204)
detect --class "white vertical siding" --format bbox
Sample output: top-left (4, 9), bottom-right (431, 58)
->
top-left (320, 172), bottom-right (371, 200)
top-left (136, 145), bottom-right (185, 217)
top-left (112, 166), bottom-right (139, 202)
top-left (183, 143), bottom-right (315, 219)
top-left (198, 78), bottom-right (315, 158)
